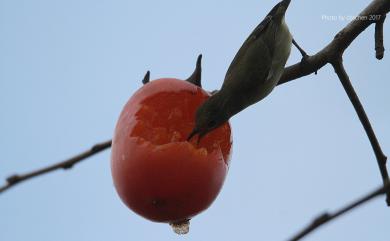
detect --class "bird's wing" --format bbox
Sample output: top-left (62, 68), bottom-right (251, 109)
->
top-left (252, 15), bottom-right (273, 39)
top-left (225, 16), bottom-right (272, 77)
top-left (224, 2), bottom-right (282, 83)
top-left (240, 39), bottom-right (272, 88)
top-left (222, 36), bottom-right (272, 93)
top-left (219, 38), bottom-right (272, 116)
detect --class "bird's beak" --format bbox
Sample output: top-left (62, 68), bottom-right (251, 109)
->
top-left (197, 132), bottom-right (206, 144)
top-left (187, 128), bottom-right (199, 142)
top-left (187, 128), bottom-right (206, 145)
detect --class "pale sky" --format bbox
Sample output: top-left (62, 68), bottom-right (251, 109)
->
top-left (1, 0), bottom-right (389, 241)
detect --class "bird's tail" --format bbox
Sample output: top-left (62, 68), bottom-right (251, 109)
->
top-left (281, 0), bottom-right (291, 8)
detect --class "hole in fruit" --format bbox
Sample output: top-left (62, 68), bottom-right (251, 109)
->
top-left (127, 89), bottom-right (231, 164)
top-left (169, 220), bottom-right (190, 235)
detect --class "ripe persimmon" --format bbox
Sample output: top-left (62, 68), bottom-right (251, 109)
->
top-left (111, 78), bottom-right (232, 232)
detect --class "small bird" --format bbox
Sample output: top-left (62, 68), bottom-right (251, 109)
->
top-left (188, 0), bottom-right (305, 141)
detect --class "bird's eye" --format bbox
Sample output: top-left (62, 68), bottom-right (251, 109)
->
top-left (207, 120), bottom-right (217, 128)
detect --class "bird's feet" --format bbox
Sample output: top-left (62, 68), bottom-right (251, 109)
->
top-left (292, 38), bottom-right (310, 68)
top-left (292, 39), bottom-right (317, 74)
top-left (300, 54), bottom-right (318, 74)
top-left (299, 53), bottom-right (310, 69)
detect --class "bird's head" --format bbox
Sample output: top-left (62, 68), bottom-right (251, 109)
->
top-left (187, 94), bottom-right (229, 143)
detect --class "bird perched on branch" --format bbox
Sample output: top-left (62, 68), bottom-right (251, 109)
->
top-left (188, 0), bottom-right (306, 142)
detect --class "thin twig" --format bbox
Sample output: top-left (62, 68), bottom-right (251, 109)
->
top-left (331, 58), bottom-right (390, 205)
top-left (0, 140), bottom-right (112, 194)
top-left (375, 14), bottom-right (386, 60)
top-left (286, 182), bottom-right (390, 241)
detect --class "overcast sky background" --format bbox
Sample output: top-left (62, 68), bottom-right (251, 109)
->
top-left (1, 0), bottom-right (389, 240)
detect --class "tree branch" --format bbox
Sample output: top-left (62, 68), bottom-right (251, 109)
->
top-left (277, 0), bottom-right (390, 206)
top-left (332, 57), bottom-right (390, 206)
top-left (331, 58), bottom-right (390, 205)
top-left (278, 0), bottom-right (390, 85)
top-left (286, 182), bottom-right (390, 241)
top-left (0, 140), bottom-right (112, 194)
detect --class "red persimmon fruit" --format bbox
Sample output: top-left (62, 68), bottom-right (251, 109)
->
top-left (111, 78), bottom-right (232, 233)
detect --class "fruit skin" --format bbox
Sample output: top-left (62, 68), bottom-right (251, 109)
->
top-left (111, 78), bottom-right (232, 223)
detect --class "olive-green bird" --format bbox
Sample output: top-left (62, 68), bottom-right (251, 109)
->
top-left (188, 0), bottom-right (306, 141)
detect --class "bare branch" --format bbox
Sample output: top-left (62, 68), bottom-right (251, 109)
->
top-left (278, 0), bottom-right (390, 85)
top-left (0, 140), bottom-right (112, 194)
top-left (276, 0), bottom-right (390, 206)
top-left (286, 182), bottom-right (390, 241)
top-left (331, 58), bottom-right (390, 205)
